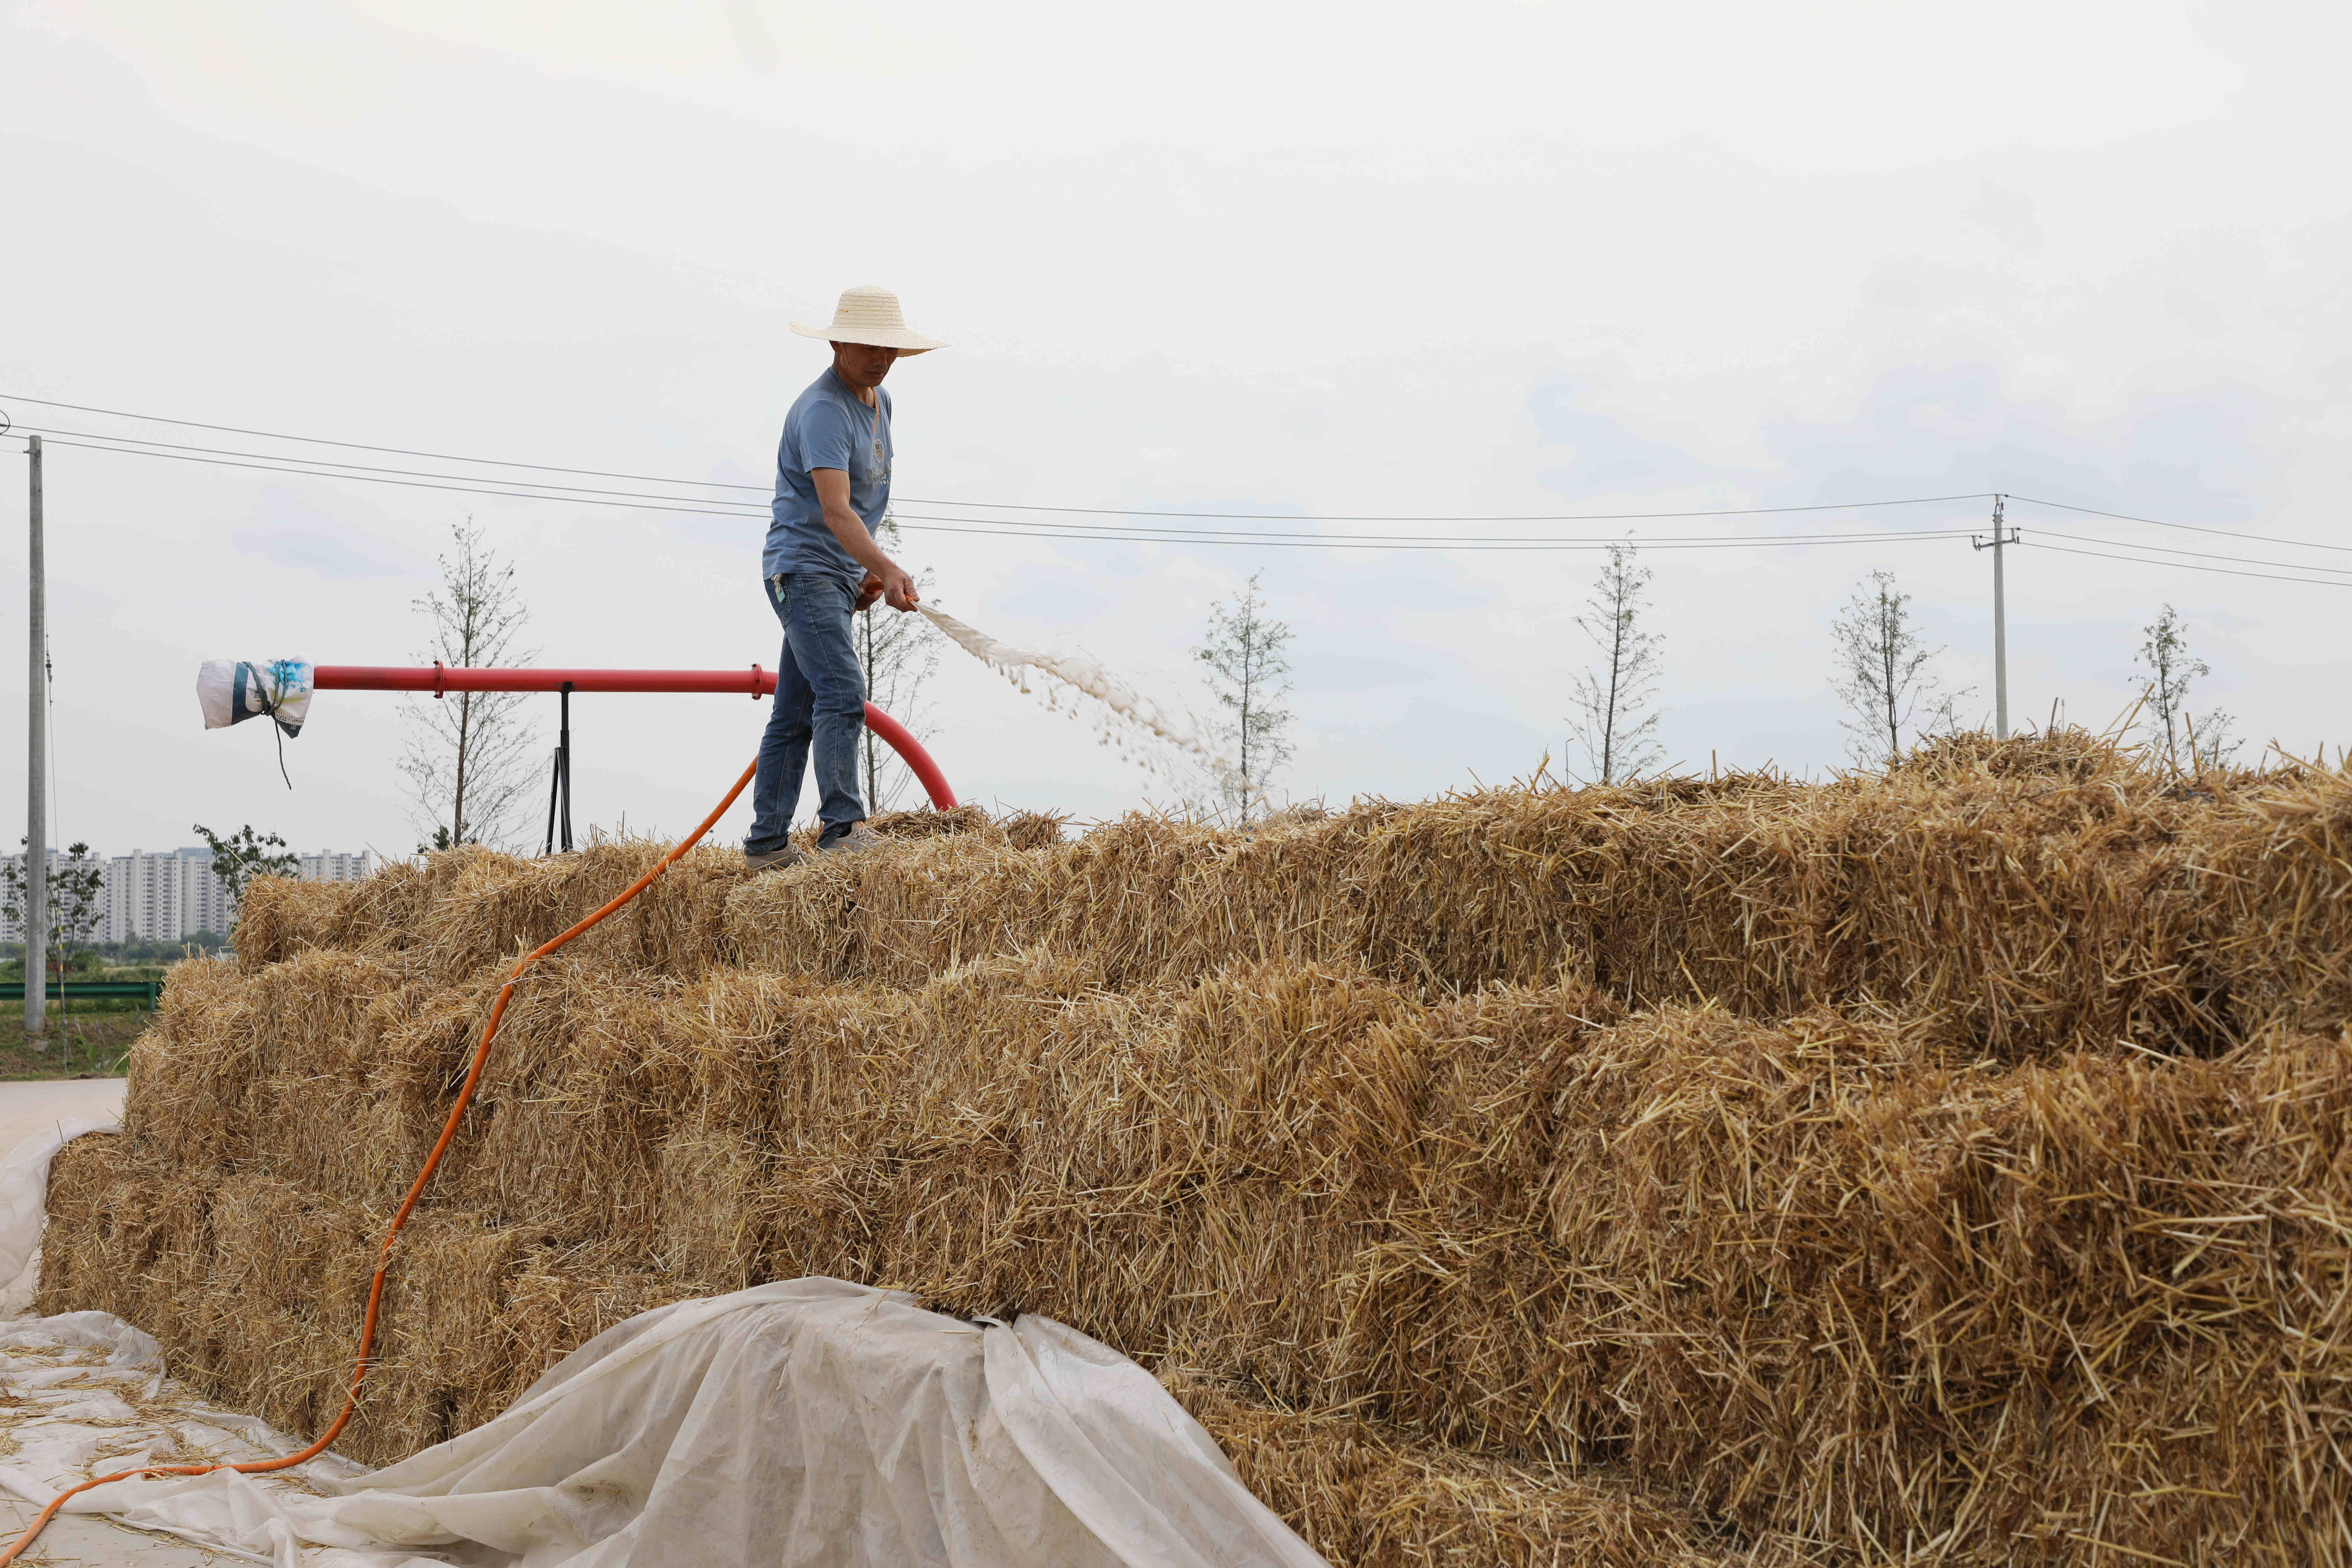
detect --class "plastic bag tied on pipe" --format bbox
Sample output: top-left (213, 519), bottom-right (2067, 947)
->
top-left (197, 658), bottom-right (313, 737)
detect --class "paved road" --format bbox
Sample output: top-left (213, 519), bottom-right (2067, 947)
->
top-left (0, 1077), bottom-right (126, 1155)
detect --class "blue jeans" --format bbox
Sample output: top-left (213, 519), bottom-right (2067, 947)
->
top-left (747, 573), bottom-right (865, 853)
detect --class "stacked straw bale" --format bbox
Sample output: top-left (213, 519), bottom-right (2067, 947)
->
top-left (1162, 1369), bottom-right (1828, 1567)
top-left (41, 739), bottom-right (2352, 1565)
top-left (728, 746), bottom-right (2352, 1056)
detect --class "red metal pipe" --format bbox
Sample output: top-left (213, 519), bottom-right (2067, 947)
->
top-left (310, 664), bottom-right (957, 811)
top-left (316, 664), bottom-right (779, 696)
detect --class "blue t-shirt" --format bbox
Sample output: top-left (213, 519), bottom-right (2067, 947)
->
top-left (764, 369), bottom-right (893, 588)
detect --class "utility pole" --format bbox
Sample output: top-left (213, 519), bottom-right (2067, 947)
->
top-left (24, 436), bottom-right (44, 1041)
top-left (1971, 494), bottom-right (2021, 740)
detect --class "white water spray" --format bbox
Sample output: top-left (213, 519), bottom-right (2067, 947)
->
top-left (919, 606), bottom-right (1231, 788)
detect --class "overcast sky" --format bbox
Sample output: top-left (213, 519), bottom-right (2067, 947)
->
top-left (2, 2), bottom-right (2346, 859)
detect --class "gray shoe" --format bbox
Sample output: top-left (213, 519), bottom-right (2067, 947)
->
top-left (816, 821), bottom-right (881, 855)
top-left (746, 844), bottom-right (805, 872)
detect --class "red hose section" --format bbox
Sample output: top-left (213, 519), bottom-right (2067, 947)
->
top-left (0, 757), bottom-right (763, 1566)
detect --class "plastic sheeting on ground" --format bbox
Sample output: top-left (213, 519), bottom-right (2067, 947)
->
top-left (0, 1127), bottom-right (1329, 1567)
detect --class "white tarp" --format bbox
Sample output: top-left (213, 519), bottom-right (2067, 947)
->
top-left (0, 1128), bottom-right (1327, 1568)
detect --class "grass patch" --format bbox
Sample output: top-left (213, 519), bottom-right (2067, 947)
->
top-left (0, 1009), bottom-right (146, 1079)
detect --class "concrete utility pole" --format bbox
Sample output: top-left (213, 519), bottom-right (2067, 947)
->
top-left (24, 435), bottom-right (44, 1040)
top-left (1972, 494), bottom-right (2021, 740)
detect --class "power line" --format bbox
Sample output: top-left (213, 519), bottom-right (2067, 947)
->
top-left (5, 424), bottom-right (757, 507)
top-left (2030, 532), bottom-right (2352, 578)
top-left (23, 434), bottom-right (770, 521)
top-left (28, 425), bottom-right (2352, 581)
top-left (888, 519), bottom-right (1983, 552)
top-left (896, 494), bottom-right (1994, 523)
top-left (16, 421), bottom-right (1955, 539)
top-left (2007, 491), bottom-right (2352, 556)
top-left (2027, 537), bottom-right (2352, 589)
top-left (24, 433), bottom-right (1985, 550)
top-left (10, 391), bottom-right (2345, 553)
top-left (0, 392), bottom-right (771, 492)
top-left (11, 392), bottom-right (2349, 582)
top-left (889, 506), bottom-right (1971, 545)
top-left (21, 428), bottom-right (1997, 549)
top-left (1, 390), bottom-right (1992, 523)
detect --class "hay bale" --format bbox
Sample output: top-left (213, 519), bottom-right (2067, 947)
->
top-left (39, 1139), bottom-right (602, 1466)
top-left (227, 750), bottom-right (2352, 1062)
top-left (237, 841), bottom-right (755, 982)
top-left (51, 981), bottom-right (2352, 1558)
top-left (46, 742), bottom-right (2352, 1562)
top-left (440, 960), bottom-right (690, 1238)
top-left (230, 873), bottom-right (357, 967)
top-left (245, 951), bottom-right (414, 1198)
top-left (121, 955), bottom-right (263, 1167)
top-left (720, 753), bottom-right (2352, 1057)
top-left (1438, 1011), bottom-right (2352, 1562)
top-left (49, 1128), bottom-right (1833, 1562)
top-left (637, 956), bottom-right (1455, 1399)
top-left (36, 1131), bottom-right (184, 1330)
top-left (1166, 1371), bottom-right (1825, 1568)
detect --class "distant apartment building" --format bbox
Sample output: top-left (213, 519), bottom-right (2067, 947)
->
top-left (297, 851), bottom-right (373, 886)
top-left (99, 848), bottom-right (234, 945)
top-left (1, 846), bottom-right (376, 944)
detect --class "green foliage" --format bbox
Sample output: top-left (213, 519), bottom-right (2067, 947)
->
top-left (94, 933), bottom-right (224, 963)
top-left (193, 823), bottom-right (299, 905)
top-left (0, 948), bottom-right (178, 982)
top-left (12, 934), bottom-right (226, 965)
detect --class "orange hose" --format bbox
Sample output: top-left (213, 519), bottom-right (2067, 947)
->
top-left (0, 759), bottom-right (760, 1566)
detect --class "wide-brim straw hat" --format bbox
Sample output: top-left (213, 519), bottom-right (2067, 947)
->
top-left (790, 285), bottom-right (945, 355)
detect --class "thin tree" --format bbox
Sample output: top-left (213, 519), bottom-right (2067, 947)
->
top-left (2136, 604), bottom-right (2239, 774)
top-left (1830, 569), bottom-right (1968, 768)
top-left (398, 520), bottom-right (539, 851)
top-left (856, 512), bottom-right (943, 810)
top-left (1567, 541), bottom-right (1665, 783)
top-left (4, 839), bottom-right (104, 1052)
top-left (1194, 573), bottom-right (1296, 823)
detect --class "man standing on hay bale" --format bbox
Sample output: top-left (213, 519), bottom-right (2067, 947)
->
top-left (745, 285), bottom-right (944, 871)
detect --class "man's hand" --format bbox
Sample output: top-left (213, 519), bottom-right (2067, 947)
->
top-left (855, 573), bottom-right (884, 612)
top-left (877, 563), bottom-right (920, 612)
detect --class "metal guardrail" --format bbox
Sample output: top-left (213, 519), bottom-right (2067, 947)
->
top-left (0, 979), bottom-right (164, 1005)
